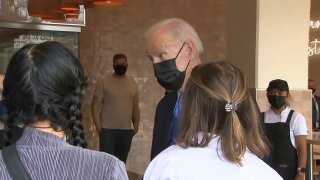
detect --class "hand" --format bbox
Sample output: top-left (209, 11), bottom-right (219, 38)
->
top-left (96, 125), bottom-right (102, 132)
top-left (295, 173), bottom-right (304, 180)
top-left (133, 128), bottom-right (139, 135)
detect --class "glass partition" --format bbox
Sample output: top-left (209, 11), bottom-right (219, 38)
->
top-left (0, 27), bottom-right (79, 73)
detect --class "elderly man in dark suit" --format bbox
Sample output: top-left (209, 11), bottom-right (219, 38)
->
top-left (145, 18), bottom-right (203, 160)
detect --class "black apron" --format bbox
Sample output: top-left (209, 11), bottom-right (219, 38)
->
top-left (264, 110), bottom-right (297, 180)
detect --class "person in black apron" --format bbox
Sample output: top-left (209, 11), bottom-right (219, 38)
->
top-left (263, 79), bottom-right (307, 180)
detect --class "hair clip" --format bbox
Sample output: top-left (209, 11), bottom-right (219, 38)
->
top-left (225, 101), bottom-right (238, 112)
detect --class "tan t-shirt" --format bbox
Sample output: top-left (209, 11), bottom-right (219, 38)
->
top-left (94, 74), bottom-right (139, 129)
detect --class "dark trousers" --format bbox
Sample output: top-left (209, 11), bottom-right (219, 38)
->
top-left (99, 128), bottom-right (134, 163)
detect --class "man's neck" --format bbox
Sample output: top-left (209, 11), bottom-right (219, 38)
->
top-left (180, 57), bottom-right (201, 92)
top-left (113, 73), bottom-right (126, 78)
top-left (271, 106), bottom-right (286, 115)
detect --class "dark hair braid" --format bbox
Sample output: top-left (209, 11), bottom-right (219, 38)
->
top-left (68, 84), bottom-right (87, 148)
top-left (3, 44), bottom-right (37, 146)
top-left (3, 113), bottom-right (15, 146)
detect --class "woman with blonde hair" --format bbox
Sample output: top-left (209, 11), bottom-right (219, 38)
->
top-left (144, 61), bottom-right (282, 180)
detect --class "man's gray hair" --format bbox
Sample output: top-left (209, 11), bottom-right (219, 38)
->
top-left (145, 18), bottom-right (204, 53)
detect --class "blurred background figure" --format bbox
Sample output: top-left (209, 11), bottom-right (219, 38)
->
top-left (309, 79), bottom-right (320, 130)
top-left (92, 53), bottom-right (140, 164)
top-left (0, 73), bottom-right (5, 149)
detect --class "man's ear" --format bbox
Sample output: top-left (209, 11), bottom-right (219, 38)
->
top-left (185, 40), bottom-right (196, 60)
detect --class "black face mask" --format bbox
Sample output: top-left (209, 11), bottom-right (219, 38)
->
top-left (153, 43), bottom-right (190, 90)
top-left (114, 65), bottom-right (127, 76)
top-left (268, 95), bottom-right (286, 109)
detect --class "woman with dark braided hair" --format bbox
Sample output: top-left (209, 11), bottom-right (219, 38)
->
top-left (0, 41), bottom-right (128, 180)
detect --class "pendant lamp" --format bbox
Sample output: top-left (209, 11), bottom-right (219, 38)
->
top-left (61, 0), bottom-right (83, 11)
top-left (65, 10), bottom-right (80, 16)
top-left (66, 14), bottom-right (79, 20)
top-left (93, 0), bottom-right (125, 6)
top-left (42, 13), bottom-right (66, 23)
top-left (28, 0), bottom-right (62, 18)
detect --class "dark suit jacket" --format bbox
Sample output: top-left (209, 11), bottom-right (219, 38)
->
top-left (150, 91), bottom-right (178, 160)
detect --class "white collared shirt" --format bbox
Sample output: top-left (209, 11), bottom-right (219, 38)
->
top-left (144, 136), bottom-right (282, 180)
top-left (264, 107), bottom-right (308, 148)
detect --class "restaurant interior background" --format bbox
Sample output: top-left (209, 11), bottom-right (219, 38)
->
top-left (81, 0), bottom-right (225, 174)
top-left (0, 0), bottom-right (318, 176)
top-left (309, 0), bottom-right (320, 95)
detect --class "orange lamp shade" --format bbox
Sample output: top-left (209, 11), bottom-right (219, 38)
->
top-left (28, 0), bottom-right (62, 18)
top-left (66, 14), bottom-right (79, 20)
top-left (61, 0), bottom-right (83, 10)
top-left (93, 0), bottom-right (125, 6)
top-left (65, 10), bottom-right (80, 16)
top-left (50, 9), bottom-right (69, 14)
top-left (42, 13), bottom-right (66, 23)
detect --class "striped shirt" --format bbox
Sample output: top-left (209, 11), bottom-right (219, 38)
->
top-left (0, 128), bottom-right (128, 180)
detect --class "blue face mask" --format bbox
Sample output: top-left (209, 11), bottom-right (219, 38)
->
top-left (153, 43), bottom-right (190, 90)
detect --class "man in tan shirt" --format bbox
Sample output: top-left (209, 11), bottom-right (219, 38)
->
top-left (92, 53), bottom-right (140, 163)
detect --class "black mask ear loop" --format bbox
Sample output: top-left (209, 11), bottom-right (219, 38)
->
top-left (180, 42), bottom-right (191, 72)
top-left (175, 42), bottom-right (190, 72)
top-left (184, 59), bottom-right (191, 72)
top-left (174, 42), bottom-right (186, 60)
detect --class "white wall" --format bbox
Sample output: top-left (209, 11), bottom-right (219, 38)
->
top-left (256, 0), bottom-right (310, 89)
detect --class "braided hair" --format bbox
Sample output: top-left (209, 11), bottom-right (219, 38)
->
top-left (3, 41), bottom-right (87, 147)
